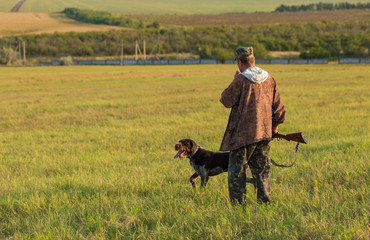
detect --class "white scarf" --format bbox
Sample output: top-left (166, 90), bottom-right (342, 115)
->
top-left (240, 66), bottom-right (269, 84)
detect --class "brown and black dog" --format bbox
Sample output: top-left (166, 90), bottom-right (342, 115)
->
top-left (174, 139), bottom-right (256, 188)
top-left (174, 138), bottom-right (295, 188)
top-left (174, 139), bottom-right (228, 188)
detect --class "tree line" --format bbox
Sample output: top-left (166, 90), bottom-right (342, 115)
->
top-left (275, 2), bottom-right (370, 12)
top-left (0, 20), bottom-right (368, 61)
top-left (63, 8), bottom-right (160, 29)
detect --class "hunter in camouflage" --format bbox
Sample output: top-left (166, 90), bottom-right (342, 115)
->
top-left (220, 47), bottom-right (285, 204)
top-left (228, 141), bottom-right (271, 203)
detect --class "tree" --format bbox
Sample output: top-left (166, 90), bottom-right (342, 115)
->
top-left (300, 46), bottom-right (331, 59)
top-left (147, 21), bottom-right (160, 29)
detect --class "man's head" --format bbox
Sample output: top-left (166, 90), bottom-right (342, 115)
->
top-left (235, 46), bottom-right (255, 69)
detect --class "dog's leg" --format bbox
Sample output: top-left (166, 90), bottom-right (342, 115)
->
top-left (200, 175), bottom-right (209, 187)
top-left (199, 168), bottom-right (209, 187)
top-left (190, 172), bottom-right (198, 188)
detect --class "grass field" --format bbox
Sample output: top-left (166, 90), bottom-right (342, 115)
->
top-left (128, 9), bottom-right (370, 27)
top-left (0, 13), bottom-right (124, 37)
top-left (0, 64), bottom-right (369, 239)
top-left (0, 0), bottom-right (369, 14)
top-left (0, 0), bottom-right (19, 12)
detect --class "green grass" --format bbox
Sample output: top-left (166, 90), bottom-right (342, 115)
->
top-left (0, 0), bottom-right (368, 14)
top-left (0, 0), bottom-right (19, 11)
top-left (0, 64), bottom-right (369, 239)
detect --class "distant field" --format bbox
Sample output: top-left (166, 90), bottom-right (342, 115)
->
top-left (1, 9), bottom-right (368, 37)
top-left (0, 65), bottom-right (368, 239)
top-left (128, 9), bottom-right (370, 27)
top-left (0, 13), bottom-right (125, 37)
top-left (0, 0), bottom-right (369, 14)
top-left (0, 0), bottom-right (19, 12)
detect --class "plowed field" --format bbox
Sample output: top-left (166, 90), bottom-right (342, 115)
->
top-left (0, 13), bottom-right (125, 37)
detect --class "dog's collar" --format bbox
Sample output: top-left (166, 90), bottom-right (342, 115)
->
top-left (187, 146), bottom-right (200, 159)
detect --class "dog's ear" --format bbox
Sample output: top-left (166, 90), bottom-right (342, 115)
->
top-left (190, 139), bottom-right (198, 153)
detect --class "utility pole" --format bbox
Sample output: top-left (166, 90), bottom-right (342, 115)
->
top-left (143, 39), bottom-right (146, 60)
top-left (176, 28), bottom-right (179, 58)
top-left (149, 36), bottom-right (162, 60)
top-left (135, 39), bottom-right (144, 61)
top-left (22, 40), bottom-right (26, 64)
top-left (135, 39), bottom-right (138, 61)
top-left (18, 40), bottom-right (21, 62)
top-left (120, 40), bottom-right (123, 66)
top-left (7, 38), bottom-right (11, 65)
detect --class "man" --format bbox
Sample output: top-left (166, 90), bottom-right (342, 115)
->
top-left (220, 47), bottom-right (286, 204)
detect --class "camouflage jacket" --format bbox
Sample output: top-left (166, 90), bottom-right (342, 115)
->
top-left (220, 68), bottom-right (285, 151)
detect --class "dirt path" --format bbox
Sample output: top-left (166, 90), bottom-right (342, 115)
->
top-left (11, 0), bottom-right (26, 12)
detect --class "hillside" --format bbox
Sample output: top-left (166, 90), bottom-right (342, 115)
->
top-left (128, 9), bottom-right (370, 27)
top-left (1, 9), bottom-right (368, 38)
top-left (0, 0), bottom-right (369, 14)
top-left (0, 13), bottom-right (125, 37)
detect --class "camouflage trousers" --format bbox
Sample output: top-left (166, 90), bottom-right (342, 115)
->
top-left (228, 141), bottom-right (271, 204)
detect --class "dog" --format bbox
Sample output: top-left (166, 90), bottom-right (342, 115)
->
top-left (174, 139), bottom-right (228, 187)
top-left (174, 139), bottom-right (255, 188)
top-left (174, 138), bottom-right (296, 188)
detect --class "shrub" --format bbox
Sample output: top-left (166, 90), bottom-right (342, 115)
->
top-left (212, 47), bottom-right (232, 61)
top-left (63, 8), bottom-right (141, 28)
top-left (300, 46), bottom-right (331, 59)
top-left (147, 21), bottom-right (160, 29)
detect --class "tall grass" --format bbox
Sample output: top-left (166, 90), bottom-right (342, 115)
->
top-left (0, 64), bottom-right (368, 239)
